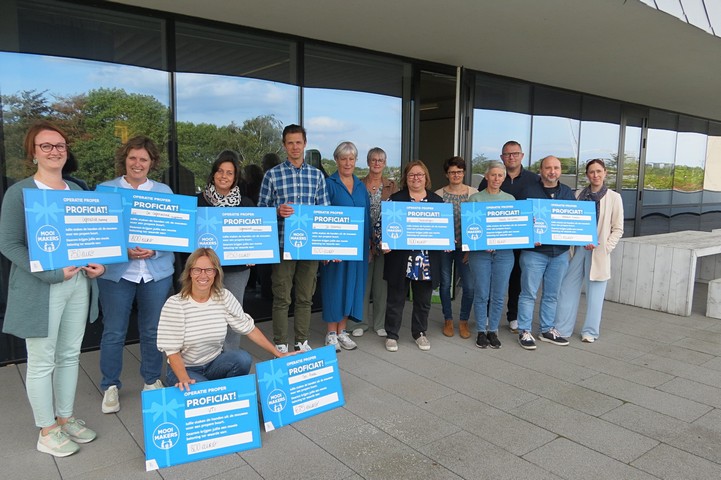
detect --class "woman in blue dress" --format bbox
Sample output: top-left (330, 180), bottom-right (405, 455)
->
top-left (320, 141), bottom-right (371, 352)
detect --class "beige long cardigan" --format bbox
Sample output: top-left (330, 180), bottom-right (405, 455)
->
top-left (572, 189), bottom-right (624, 281)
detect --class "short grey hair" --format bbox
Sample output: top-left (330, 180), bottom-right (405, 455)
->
top-left (485, 160), bottom-right (506, 176)
top-left (333, 141), bottom-right (358, 161)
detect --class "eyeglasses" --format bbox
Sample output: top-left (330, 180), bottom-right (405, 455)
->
top-left (36, 143), bottom-right (68, 153)
top-left (407, 173), bottom-right (426, 179)
top-left (369, 158), bottom-right (386, 164)
top-left (190, 267), bottom-right (216, 276)
top-left (447, 170), bottom-right (465, 176)
top-left (501, 152), bottom-right (523, 159)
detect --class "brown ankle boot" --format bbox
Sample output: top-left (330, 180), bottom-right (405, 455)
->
top-left (443, 319), bottom-right (454, 337)
top-left (459, 321), bottom-right (471, 339)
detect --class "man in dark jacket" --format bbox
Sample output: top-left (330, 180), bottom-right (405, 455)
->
top-left (516, 156), bottom-right (575, 350)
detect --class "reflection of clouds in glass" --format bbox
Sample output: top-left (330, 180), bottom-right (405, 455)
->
top-left (89, 64), bottom-right (168, 99)
top-left (175, 74), bottom-right (296, 125)
top-left (473, 110), bottom-right (531, 164)
top-left (304, 88), bottom-right (401, 167)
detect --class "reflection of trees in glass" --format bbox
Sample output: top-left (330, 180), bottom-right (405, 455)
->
top-left (471, 154), bottom-right (489, 175)
top-left (621, 154), bottom-right (639, 189)
top-left (673, 165), bottom-right (704, 192)
top-left (2, 88), bottom-right (286, 189)
top-left (644, 163), bottom-right (674, 190)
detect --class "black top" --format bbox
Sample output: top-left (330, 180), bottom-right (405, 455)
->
top-left (478, 166), bottom-right (539, 200)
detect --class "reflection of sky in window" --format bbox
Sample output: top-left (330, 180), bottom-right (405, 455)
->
top-left (675, 131), bottom-right (707, 168)
top-left (646, 129), bottom-right (677, 165)
top-left (304, 88), bottom-right (402, 166)
top-left (579, 121), bottom-right (619, 162)
top-left (0, 52), bottom-right (169, 105)
top-left (472, 110), bottom-right (531, 163)
top-left (175, 73), bottom-right (297, 127)
top-left (529, 116), bottom-right (580, 163)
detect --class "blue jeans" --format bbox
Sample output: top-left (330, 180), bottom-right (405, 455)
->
top-left (98, 276), bottom-right (172, 391)
top-left (470, 250), bottom-right (514, 333)
top-left (439, 248), bottom-right (473, 321)
top-left (166, 350), bottom-right (253, 385)
top-left (517, 250), bottom-right (569, 334)
top-left (554, 248), bottom-right (608, 339)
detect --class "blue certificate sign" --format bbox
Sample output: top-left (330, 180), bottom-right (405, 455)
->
top-left (256, 345), bottom-right (344, 432)
top-left (283, 205), bottom-right (365, 261)
top-left (96, 186), bottom-right (197, 253)
top-left (532, 199), bottom-right (598, 246)
top-left (381, 201), bottom-right (454, 250)
top-left (461, 200), bottom-right (534, 251)
top-left (141, 376), bottom-right (262, 471)
top-left (23, 189), bottom-right (127, 272)
top-left (196, 207), bottom-right (280, 265)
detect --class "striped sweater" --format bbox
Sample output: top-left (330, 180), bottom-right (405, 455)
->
top-left (157, 288), bottom-right (255, 366)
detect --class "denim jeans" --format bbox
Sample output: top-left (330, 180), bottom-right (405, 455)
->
top-left (98, 276), bottom-right (173, 391)
top-left (517, 250), bottom-right (570, 334)
top-left (166, 350), bottom-right (253, 385)
top-left (469, 250), bottom-right (514, 333)
top-left (554, 248), bottom-right (608, 339)
top-left (439, 248), bottom-right (473, 321)
top-left (26, 274), bottom-right (89, 427)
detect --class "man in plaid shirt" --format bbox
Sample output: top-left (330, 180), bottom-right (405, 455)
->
top-left (258, 124), bottom-right (330, 353)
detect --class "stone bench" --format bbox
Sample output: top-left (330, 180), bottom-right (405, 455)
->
top-left (708, 278), bottom-right (721, 319)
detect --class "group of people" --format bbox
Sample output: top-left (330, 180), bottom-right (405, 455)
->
top-left (0, 121), bottom-right (623, 458)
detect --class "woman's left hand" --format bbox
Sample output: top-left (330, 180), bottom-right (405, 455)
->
top-left (82, 263), bottom-right (106, 278)
top-left (129, 246), bottom-right (155, 261)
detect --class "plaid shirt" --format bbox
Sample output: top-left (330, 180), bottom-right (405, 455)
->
top-left (258, 160), bottom-right (330, 244)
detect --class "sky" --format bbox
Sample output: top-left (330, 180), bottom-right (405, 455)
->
top-left (0, 52), bottom-right (403, 166)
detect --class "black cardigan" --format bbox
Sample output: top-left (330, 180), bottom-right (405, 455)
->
top-left (382, 188), bottom-right (444, 290)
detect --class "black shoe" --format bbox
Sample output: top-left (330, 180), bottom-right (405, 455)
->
top-left (475, 332), bottom-right (489, 349)
top-left (518, 331), bottom-right (537, 350)
top-left (487, 331), bottom-right (501, 349)
top-left (539, 328), bottom-right (569, 346)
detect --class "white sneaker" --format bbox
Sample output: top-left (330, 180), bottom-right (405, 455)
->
top-left (37, 425), bottom-right (79, 457)
top-left (385, 338), bottom-right (398, 352)
top-left (415, 333), bottom-right (431, 351)
top-left (509, 320), bottom-right (519, 333)
top-left (295, 340), bottom-right (312, 352)
top-left (325, 332), bottom-right (340, 352)
top-left (143, 379), bottom-right (164, 391)
top-left (337, 331), bottom-right (358, 350)
top-left (376, 329), bottom-right (387, 337)
top-left (351, 328), bottom-right (364, 337)
top-left (581, 334), bottom-right (595, 343)
top-left (102, 385), bottom-right (120, 414)
top-left (275, 344), bottom-right (289, 354)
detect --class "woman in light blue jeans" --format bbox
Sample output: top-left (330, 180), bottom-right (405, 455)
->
top-left (0, 122), bottom-right (104, 457)
top-left (468, 161), bottom-right (515, 348)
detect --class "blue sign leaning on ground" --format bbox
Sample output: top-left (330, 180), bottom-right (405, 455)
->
top-left (96, 185), bottom-right (197, 253)
top-left (196, 207), bottom-right (279, 265)
top-left (256, 345), bottom-right (345, 432)
top-left (381, 201), bottom-right (454, 251)
top-left (532, 199), bottom-right (598, 246)
top-left (460, 200), bottom-right (534, 251)
top-left (23, 189), bottom-right (128, 272)
top-left (141, 376), bottom-right (262, 471)
top-left (282, 204), bottom-right (365, 261)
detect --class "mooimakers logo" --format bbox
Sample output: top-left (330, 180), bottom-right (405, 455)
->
top-left (466, 224), bottom-right (482, 241)
top-left (153, 422), bottom-right (180, 450)
top-left (197, 233), bottom-right (219, 250)
top-left (289, 229), bottom-right (308, 248)
top-left (36, 225), bottom-right (61, 252)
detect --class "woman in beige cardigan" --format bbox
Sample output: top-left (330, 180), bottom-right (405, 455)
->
top-left (554, 159), bottom-right (624, 342)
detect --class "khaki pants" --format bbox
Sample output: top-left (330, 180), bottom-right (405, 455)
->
top-left (271, 260), bottom-right (319, 345)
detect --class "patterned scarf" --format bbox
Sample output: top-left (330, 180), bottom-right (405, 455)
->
top-left (578, 185), bottom-right (607, 224)
top-left (203, 183), bottom-right (242, 207)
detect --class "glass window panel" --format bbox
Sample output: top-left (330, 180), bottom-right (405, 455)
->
top-left (303, 45), bottom-right (403, 179)
top-left (3, 0), bottom-right (164, 69)
top-left (577, 96), bottom-right (621, 190)
top-left (474, 74), bottom-right (531, 114)
top-left (643, 110), bottom-right (677, 205)
top-left (175, 23), bottom-right (296, 84)
top-left (702, 121), bottom-right (721, 202)
top-left (681, 0), bottom-right (713, 33)
top-left (472, 110), bottom-right (531, 185)
top-left (672, 115), bottom-right (706, 205)
top-left (655, 0), bottom-right (687, 21)
top-left (174, 23), bottom-right (299, 194)
top-left (705, 0), bottom-right (721, 35)
top-left (1, 52), bottom-right (169, 189)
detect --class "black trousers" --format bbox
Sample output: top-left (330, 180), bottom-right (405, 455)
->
top-left (385, 278), bottom-right (433, 340)
top-left (506, 249), bottom-right (522, 321)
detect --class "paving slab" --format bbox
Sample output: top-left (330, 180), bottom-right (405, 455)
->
top-left (632, 444), bottom-right (721, 479)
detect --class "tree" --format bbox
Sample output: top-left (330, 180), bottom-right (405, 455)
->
top-left (1, 90), bottom-right (54, 180)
